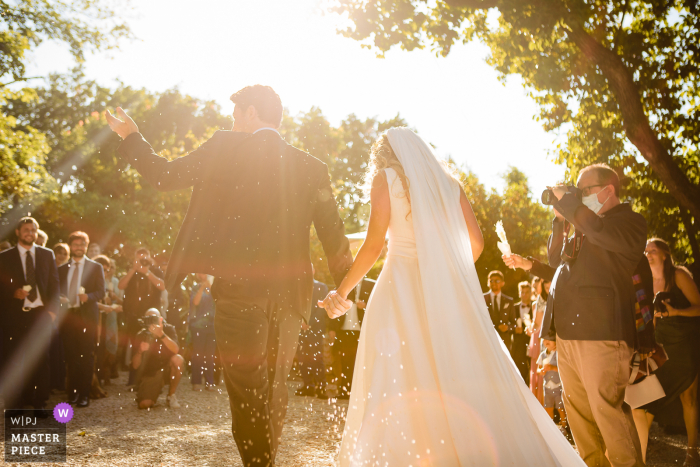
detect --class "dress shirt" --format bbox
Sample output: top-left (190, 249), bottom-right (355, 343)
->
top-left (342, 282), bottom-right (362, 332)
top-left (519, 302), bottom-right (532, 321)
top-left (19, 243), bottom-right (44, 308)
top-left (252, 127), bottom-right (280, 135)
top-left (489, 291), bottom-right (501, 311)
top-left (67, 257), bottom-right (86, 308)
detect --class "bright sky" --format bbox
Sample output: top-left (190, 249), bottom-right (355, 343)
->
top-left (28, 0), bottom-right (566, 195)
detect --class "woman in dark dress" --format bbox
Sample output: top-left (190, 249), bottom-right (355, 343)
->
top-left (633, 238), bottom-right (700, 466)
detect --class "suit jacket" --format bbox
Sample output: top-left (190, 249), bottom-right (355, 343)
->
top-left (58, 258), bottom-right (106, 322)
top-left (484, 292), bottom-right (516, 346)
top-left (118, 130), bottom-right (352, 321)
top-left (329, 278), bottom-right (376, 333)
top-left (0, 245), bottom-right (60, 328)
top-left (543, 194), bottom-right (646, 347)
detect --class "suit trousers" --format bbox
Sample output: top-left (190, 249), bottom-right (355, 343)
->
top-left (215, 297), bottom-right (302, 467)
top-left (557, 338), bottom-right (644, 467)
top-left (511, 332), bottom-right (531, 385)
top-left (0, 307), bottom-right (52, 408)
top-left (62, 307), bottom-right (99, 398)
top-left (334, 330), bottom-right (360, 396)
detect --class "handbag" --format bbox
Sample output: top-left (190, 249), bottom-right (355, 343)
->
top-left (624, 353), bottom-right (666, 409)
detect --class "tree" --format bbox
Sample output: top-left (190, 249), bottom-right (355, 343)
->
top-left (0, 0), bottom-right (132, 85)
top-left (330, 0), bottom-right (700, 269)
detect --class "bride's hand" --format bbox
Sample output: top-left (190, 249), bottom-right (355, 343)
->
top-left (106, 107), bottom-right (139, 139)
top-left (318, 291), bottom-right (353, 319)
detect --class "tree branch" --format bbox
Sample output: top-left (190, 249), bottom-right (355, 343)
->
top-left (0, 76), bottom-right (44, 88)
top-left (563, 22), bottom-right (700, 220)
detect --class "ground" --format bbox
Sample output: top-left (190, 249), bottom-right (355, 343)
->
top-left (0, 374), bottom-right (693, 466)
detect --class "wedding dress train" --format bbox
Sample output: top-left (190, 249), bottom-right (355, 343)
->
top-left (338, 128), bottom-right (585, 466)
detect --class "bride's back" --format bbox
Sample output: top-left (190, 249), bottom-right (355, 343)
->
top-left (384, 167), bottom-right (416, 258)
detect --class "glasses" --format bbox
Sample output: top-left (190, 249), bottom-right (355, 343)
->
top-left (489, 279), bottom-right (503, 283)
top-left (580, 184), bottom-right (605, 197)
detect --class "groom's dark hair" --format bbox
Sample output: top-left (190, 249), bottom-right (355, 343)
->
top-left (230, 85), bottom-right (283, 128)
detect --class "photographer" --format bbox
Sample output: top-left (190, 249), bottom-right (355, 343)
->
top-left (542, 164), bottom-right (647, 467)
top-left (118, 247), bottom-right (165, 384)
top-left (132, 308), bottom-right (183, 409)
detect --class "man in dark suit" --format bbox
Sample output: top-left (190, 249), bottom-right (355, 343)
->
top-left (328, 277), bottom-right (375, 398)
top-left (58, 231), bottom-right (105, 408)
top-left (544, 164), bottom-right (647, 466)
top-left (512, 281), bottom-right (533, 385)
top-left (483, 270), bottom-right (515, 351)
top-left (0, 217), bottom-right (59, 410)
top-left (106, 85), bottom-right (353, 467)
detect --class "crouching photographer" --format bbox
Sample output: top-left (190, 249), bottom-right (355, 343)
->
top-left (132, 308), bottom-right (184, 409)
top-left (541, 164), bottom-right (647, 467)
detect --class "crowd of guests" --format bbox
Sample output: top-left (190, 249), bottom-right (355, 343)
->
top-left (0, 217), bottom-right (221, 412)
top-left (0, 216), bottom-right (370, 414)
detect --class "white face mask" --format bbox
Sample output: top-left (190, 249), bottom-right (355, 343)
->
top-left (582, 189), bottom-right (609, 214)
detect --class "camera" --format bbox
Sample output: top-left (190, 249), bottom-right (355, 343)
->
top-left (136, 315), bottom-right (161, 343)
top-left (541, 186), bottom-right (582, 206)
top-left (139, 258), bottom-right (153, 267)
top-left (653, 291), bottom-right (673, 314)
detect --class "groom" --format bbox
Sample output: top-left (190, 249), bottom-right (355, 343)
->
top-left (107, 85), bottom-right (353, 466)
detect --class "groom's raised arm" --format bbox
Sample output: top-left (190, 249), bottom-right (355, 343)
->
top-left (313, 165), bottom-right (353, 288)
top-left (117, 132), bottom-right (223, 192)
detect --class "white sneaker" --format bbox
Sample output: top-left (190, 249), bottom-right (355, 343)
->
top-left (166, 394), bottom-right (181, 408)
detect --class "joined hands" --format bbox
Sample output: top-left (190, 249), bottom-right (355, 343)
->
top-left (318, 290), bottom-right (353, 319)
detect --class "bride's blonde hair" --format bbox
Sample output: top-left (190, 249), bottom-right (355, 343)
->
top-left (361, 133), bottom-right (411, 206)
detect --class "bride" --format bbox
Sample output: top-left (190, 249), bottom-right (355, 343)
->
top-left (319, 128), bottom-right (585, 466)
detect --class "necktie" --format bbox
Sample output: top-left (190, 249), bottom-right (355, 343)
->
top-left (494, 295), bottom-right (500, 314)
top-left (26, 251), bottom-right (37, 303)
top-left (68, 262), bottom-right (80, 307)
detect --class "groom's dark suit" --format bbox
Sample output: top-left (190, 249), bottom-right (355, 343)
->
top-left (118, 129), bottom-right (352, 466)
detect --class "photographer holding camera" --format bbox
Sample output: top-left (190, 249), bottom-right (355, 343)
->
top-left (118, 247), bottom-right (165, 383)
top-left (132, 308), bottom-right (183, 409)
top-left (542, 164), bottom-right (647, 467)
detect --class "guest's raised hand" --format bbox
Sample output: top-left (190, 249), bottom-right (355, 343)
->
top-left (106, 107), bottom-right (139, 140)
top-left (502, 254), bottom-right (532, 271)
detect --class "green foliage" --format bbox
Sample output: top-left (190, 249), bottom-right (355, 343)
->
top-left (0, 0), bottom-right (132, 83)
top-left (458, 165), bottom-right (552, 297)
top-left (329, 0), bottom-right (700, 271)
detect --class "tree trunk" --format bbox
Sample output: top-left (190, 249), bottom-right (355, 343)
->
top-left (564, 24), bottom-right (700, 221)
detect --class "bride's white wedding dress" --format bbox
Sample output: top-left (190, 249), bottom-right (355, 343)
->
top-left (338, 128), bottom-right (585, 466)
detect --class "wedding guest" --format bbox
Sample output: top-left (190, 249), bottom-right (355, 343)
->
top-left (132, 308), bottom-right (183, 409)
top-left (0, 240), bottom-right (12, 251)
top-left (49, 242), bottom-right (70, 391)
top-left (529, 277), bottom-right (551, 405)
top-left (537, 339), bottom-right (567, 430)
top-left (296, 267), bottom-right (329, 398)
top-left (189, 273), bottom-right (216, 391)
top-left (512, 281), bottom-right (533, 384)
top-left (92, 255), bottom-right (122, 386)
top-left (633, 238), bottom-right (700, 465)
top-left (0, 217), bottom-right (59, 410)
top-left (87, 242), bottom-right (102, 259)
top-left (117, 247), bottom-right (165, 384)
top-left (544, 164), bottom-right (647, 466)
top-left (58, 231), bottom-right (106, 408)
top-left (483, 270), bottom-right (515, 351)
top-left (35, 229), bottom-right (48, 247)
top-left (53, 243), bottom-right (70, 267)
top-left (329, 277), bottom-right (375, 398)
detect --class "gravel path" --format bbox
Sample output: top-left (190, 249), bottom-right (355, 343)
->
top-left (1, 373), bottom-right (692, 466)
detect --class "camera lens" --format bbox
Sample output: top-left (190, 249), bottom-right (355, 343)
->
top-left (541, 189), bottom-right (556, 206)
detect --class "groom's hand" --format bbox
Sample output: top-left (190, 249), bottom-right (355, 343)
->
top-left (106, 107), bottom-right (139, 139)
top-left (319, 291), bottom-right (352, 319)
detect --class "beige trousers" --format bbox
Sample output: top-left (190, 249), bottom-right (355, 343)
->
top-left (557, 338), bottom-right (645, 467)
